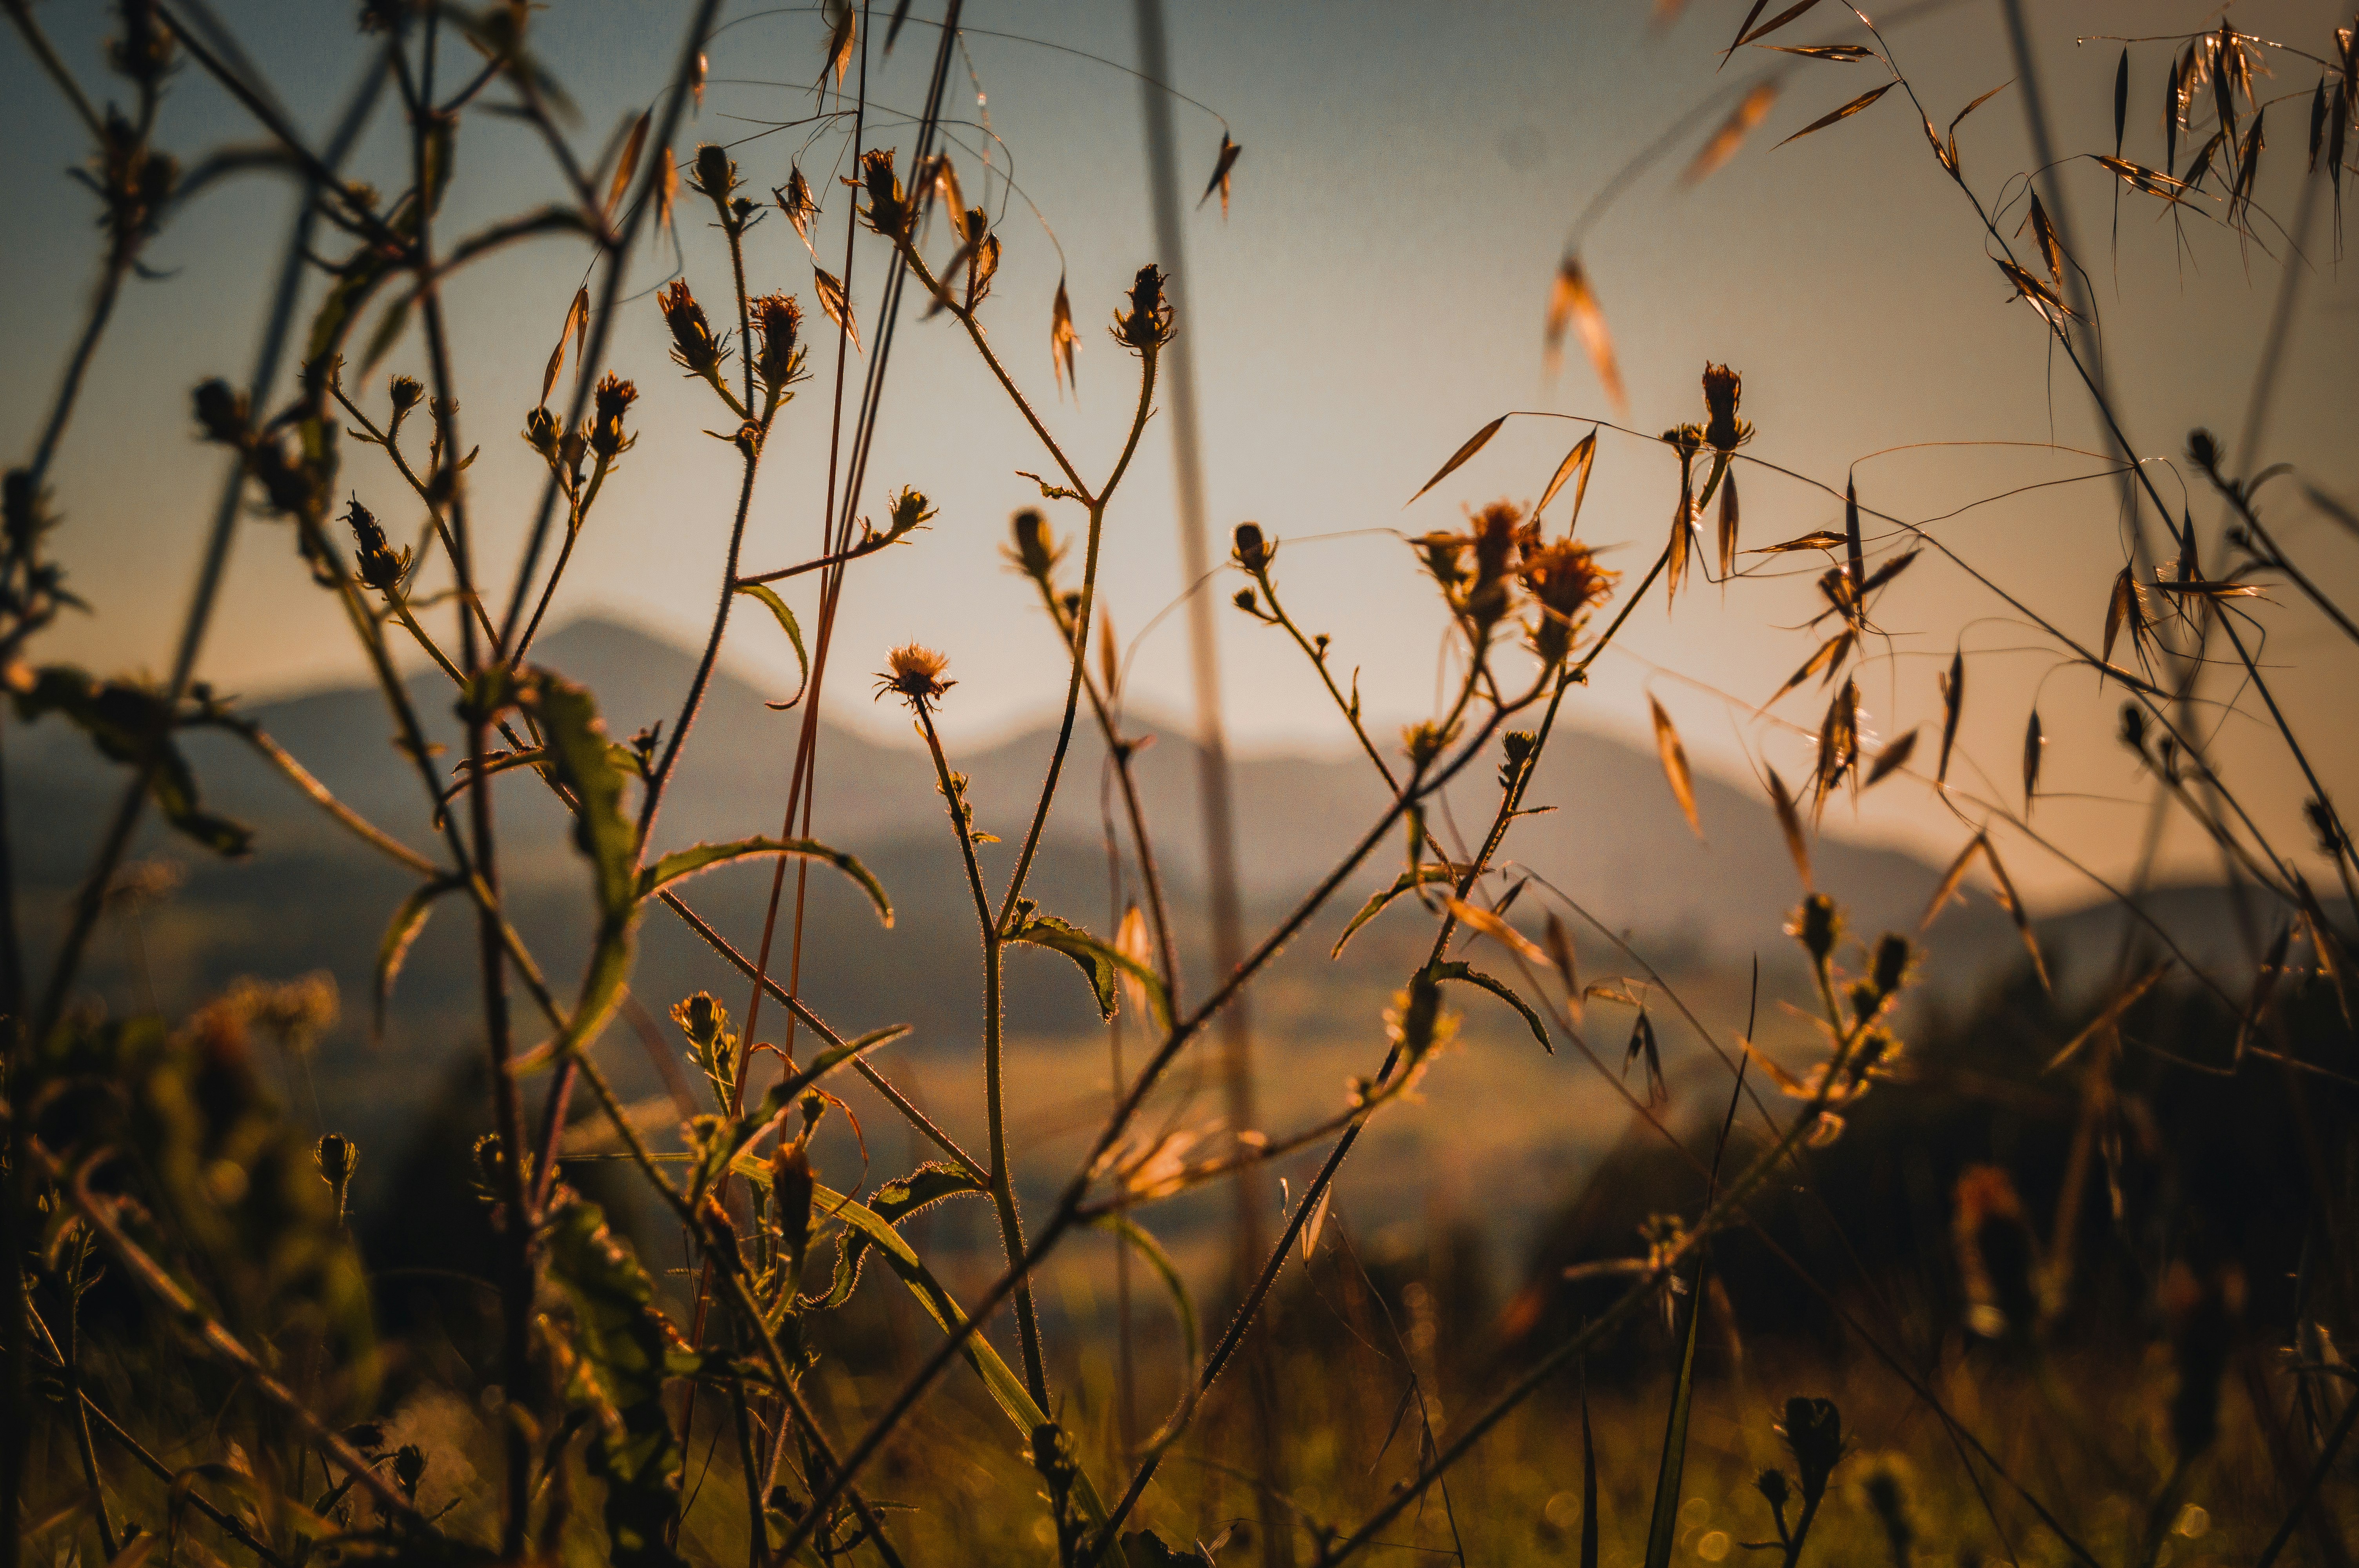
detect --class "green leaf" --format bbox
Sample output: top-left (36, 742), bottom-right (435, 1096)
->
top-left (1333, 864), bottom-right (1458, 958)
top-left (638, 836), bottom-right (891, 926)
top-left (796, 1180), bottom-right (1133, 1564)
top-left (1642, 1257), bottom-right (1710, 1568)
top-left (544, 1198), bottom-right (695, 1568)
top-left (515, 669), bottom-right (634, 922)
top-left (805, 1160), bottom-right (987, 1311)
top-left (703, 1024), bottom-right (914, 1199)
top-left (1089, 1212), bottom-right (1198, 1379)
top-left (11, 664), bottom-right (253, 857)
top-left (1431, 959), bottom-right (1551, 1053)
top-left (374, 875), bottom-right (465, 1040)
top-left (1008, 912), bottom-right (1171, 1031)
top-left (733, 582), bottom-right (811, 710)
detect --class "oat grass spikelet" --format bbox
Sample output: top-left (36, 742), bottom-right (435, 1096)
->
top-left (877, 642), bottom-right (954, 710)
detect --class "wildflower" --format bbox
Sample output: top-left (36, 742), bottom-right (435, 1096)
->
top-left (343, 494), bottom-right (409, 593)
top-left (522, 405), bottom-right (562, 465)
top-left (1520, 536), bottom-right (1616, 665)
top-left (1701, 362), bottom-right (1752, 452)
top-left (314, 1131), bottom-right (358, 1219)
top-left (689, 143), bottom-right (737, 205)
top-left (590, 372), bottom-right (637, 460)
top-left (1109, 264), bottom-right (1175, 351)
top-left (659, 279), bottom-right (723, 379)
top-left (1776, 1396), bottom-right (1844, 1503)
top-left (193, 379), bottom-right (248, 446)
top-left (1789, 892), bottom-right (1842, 965)
top-left (1463, 500), bottom-right (1525, 631)
top-left (387, 374), bottom-right (425, 424)
top-left (1231, 521), bottom-right (1272, 573)
top-left (884, 486), bottom-right (935, 539)
top-left (752, 293), bottom-right (802, 396)
top-left (1402, 718), bottom-right (1461, 769)
top-left (875, 642), bottom-right (954, 710)
top-left (1007, 508), bottom-right (1062, 583)
top-left (856, 148), bottom-right (908, 238)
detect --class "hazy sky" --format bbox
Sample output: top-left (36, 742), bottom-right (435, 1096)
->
top-left (5, 0), bottom-right (2354, 902)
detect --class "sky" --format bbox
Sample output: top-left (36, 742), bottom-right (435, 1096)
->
top-left (4, 0), bottom-right (2355, 905)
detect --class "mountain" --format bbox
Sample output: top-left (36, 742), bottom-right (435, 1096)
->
top-left (10, 616), bottom-right (2260, 1241)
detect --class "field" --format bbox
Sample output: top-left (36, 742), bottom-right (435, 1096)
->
top-left (4, 2), bottom-right (2357, 1566)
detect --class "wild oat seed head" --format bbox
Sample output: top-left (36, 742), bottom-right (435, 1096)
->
top-left (876, 642), bottom-right (954, 710)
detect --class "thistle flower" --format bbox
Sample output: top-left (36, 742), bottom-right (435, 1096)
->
top-left (659, 279), bottom-right (723, 379)
top-left (856, 148), bottom-right (908, 238)
top-left (1701, 362), bottom-right (1752, 453)
top-left (752, 293), bottom-right (802, 396)
top-left (1109, 263), bottom-right (1175, 351)
top-left (1520, 536), bottom-right (1616, 665)
top-left (343, 494), bottom-right (409, 593)
top-left (876, 642), bottom-right (954, 710)
top-left (590, 372), bottom-right (637, 460)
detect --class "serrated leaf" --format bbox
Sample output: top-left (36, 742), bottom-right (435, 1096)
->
top-left (1407, 415), bottom-right (1508, 506)
top-left (1776, 81), bottom-right (1895, 148)
top-left (637, 837), bottom-right (890, 923)
top-left (1648, 697), bottom-right (1703, 838)
top-left (1009, 912), bottom-right (1171, 1031)
top-left (732, 581), bottom-right (809, 709)
top-left (1683, 80), bottom-right (1780, 183)
top-left (1432, 959), bottom-right (1551, 1053)
top-left (545, 1198), bottom-right (693, 1568)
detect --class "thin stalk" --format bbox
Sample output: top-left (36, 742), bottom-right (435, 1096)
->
top-left (914, 701), bottom-right (1049, 1406)
top-left (27, 1286), bottom-right (113, 1558)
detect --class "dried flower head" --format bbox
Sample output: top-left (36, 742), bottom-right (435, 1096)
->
top-left (856, 148), bottom-right (908, 238)
top-left (752, 292), bottom-right (803, 394)
top-left (1520, 536), bottom-right (1616, 664)
top-left (876, 642), bottom-right (954, 710)
top-left (659, 279), bottom-right (723, 379)
top-left (522, 405), bottom-right (562, 464)
top-left (591, 372), bottom-right (638, 460)
top-left (387, 373), bottom-right (425, 421)
top-left (343, 494), bottom-right (409, 593)
top-left (1701, 362), bottom-right (1752, 452)
top-left (1109, 264), bottom-right (1175, 351)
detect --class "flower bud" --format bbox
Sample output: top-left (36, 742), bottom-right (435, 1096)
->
top-left (590, 373), bottom-right (638, 461)
top-left (388, 374), bottom-right (425, 417)
top-left (885, 486), bottom-right (935, 538)
top-left (1701, 362), bottom-right (1750, 453)
top-left (2185, 428), bottom-right (2220, 473)
top-left (522, 406), bottom-right (562, 464)
top-left (193, 379), bottom-right (248, 446)
top-left (1792, 893), bottom-right (1842, 965)
top-left (771, 1141), bottom-right (816, 1262)
top-left (752, 293), bottom-right (801, 395)
top-left (314, 1131), bottom-right (358, 1219)
top-left (1109, 263), bottom-right (1175, 351)
top-left (1776, 1396), bottom-right (1843, 1501)
top-left (394, 1444), bottom-right (426, 1499)
top-left (1231, 521), bottom-right (1272, 573)
top-left (1870, 932), bottom-right (1911, 998)
top-left (343, 495), bottom-right (409, 593)
top-left (1009, 507), bottom-right (1060, 582)
top-left (658, 279), bottom-right (723, 379)
top-left (857, 148), bottom-right (907, 237)
top-left (691, 142), bottom-right (738, 209)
